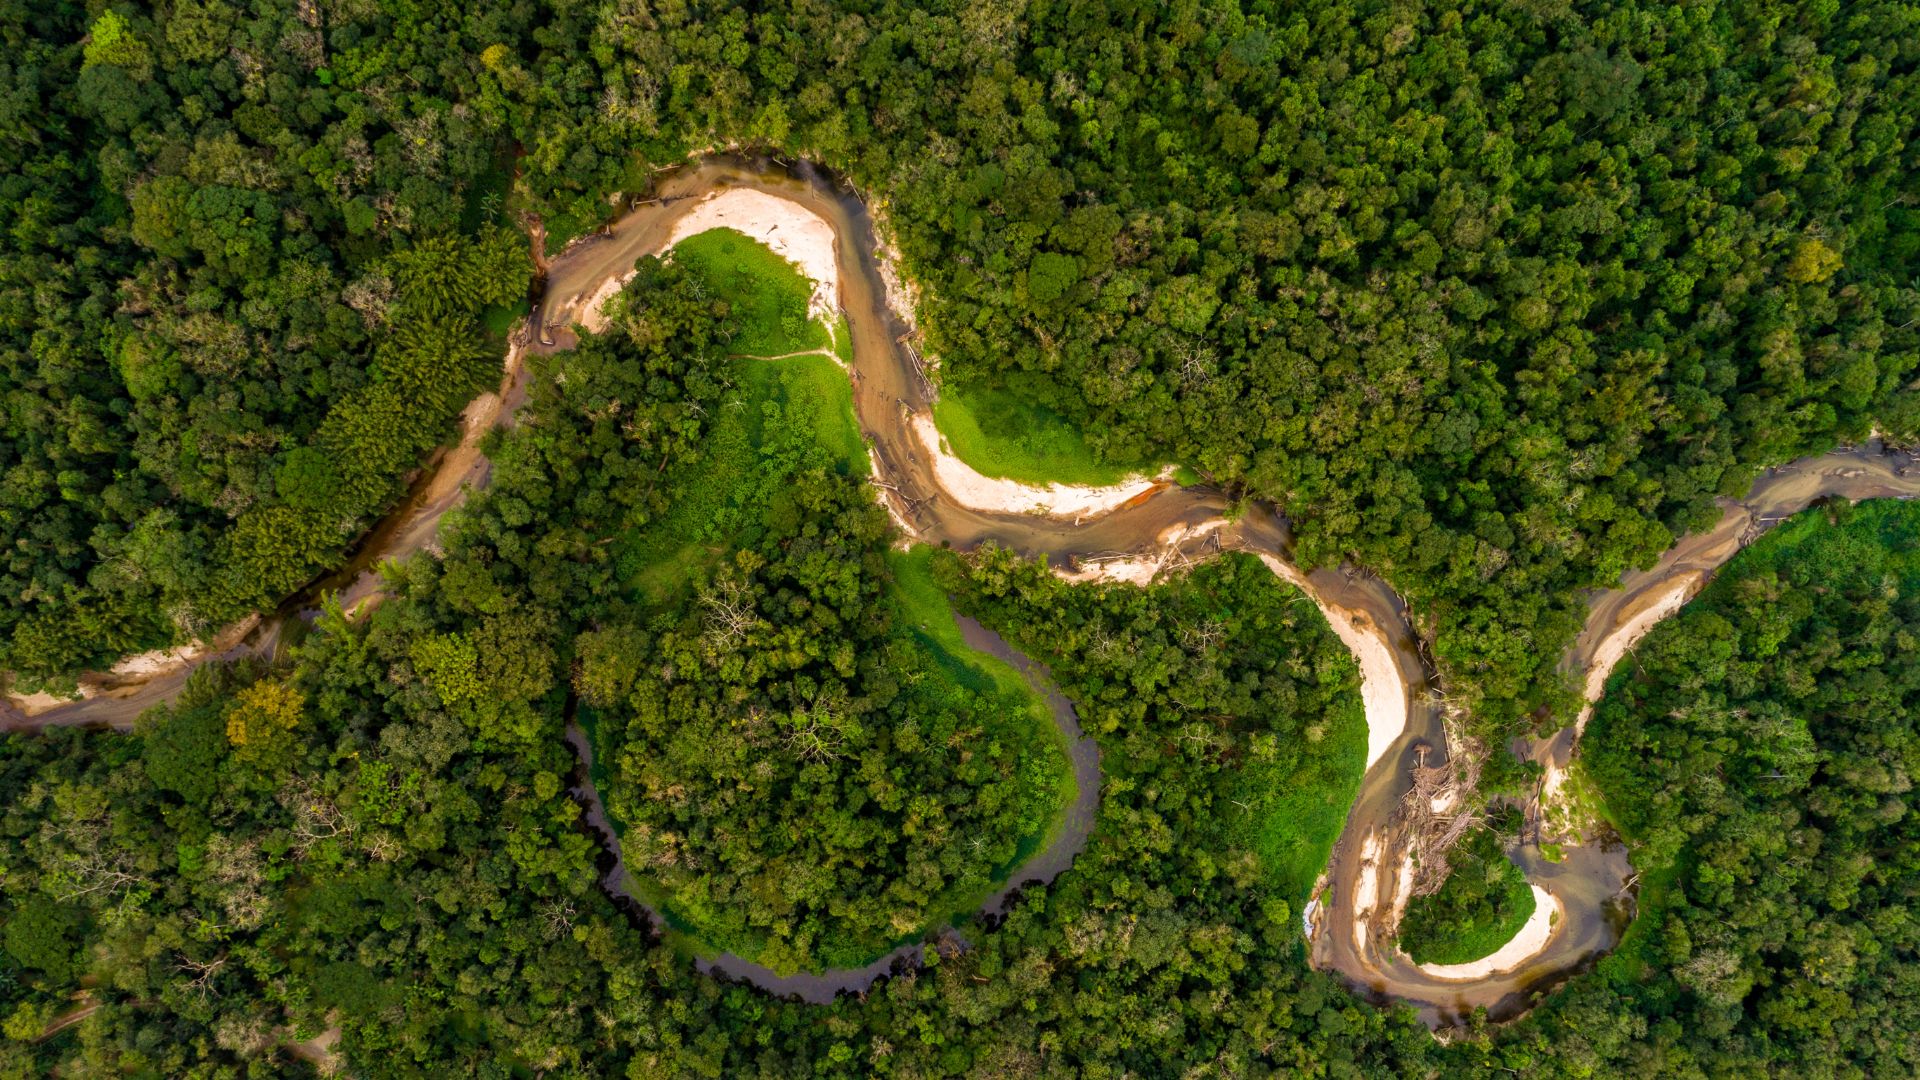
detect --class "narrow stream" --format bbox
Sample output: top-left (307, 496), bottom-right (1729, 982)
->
top-left (11, 153), bottom-right (1919, 1023)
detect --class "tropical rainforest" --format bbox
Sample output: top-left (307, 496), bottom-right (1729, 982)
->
top-left (578, 248), bottom-right (1074, 976)
top-left (3, 0), bottom-right (1920, 1075)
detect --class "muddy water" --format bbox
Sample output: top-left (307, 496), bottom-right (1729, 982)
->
top-left (953, 614), bottom-right (1102, 918)
top-left (13, 152), bottom-right (1920, 1021)
top-left (1320, 442), bottom-right (1920, 1026)
top-left (543, 160), bottom-right (1920, 1015)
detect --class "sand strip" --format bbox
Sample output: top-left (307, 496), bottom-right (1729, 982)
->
top-left (912, 414), bottom-right (1165, 519)
top-left (1254, 554), bottom-right (1409, 770)
top-left (1414, 886), bottom-right (1560, 981)
top-left (666, 187), bottom-right (841, 320)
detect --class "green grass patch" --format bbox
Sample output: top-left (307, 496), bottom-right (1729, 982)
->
top-left (831, 314), bottom-right (854, 365)
top-left (614, 353), bottom-right (863, 609)
top-left (887, 546), bottom-right (1045, 707)
top-left (1398, 825), bottom-right (1537, 966)
top-left (541, 210), bottom-right (593, 257)
top-left (671, 227), bottom-right (831, 357)
top-left (480, 295), bottom-right (530, 338)
top-left (930, 377), bottom-right (1157, 488)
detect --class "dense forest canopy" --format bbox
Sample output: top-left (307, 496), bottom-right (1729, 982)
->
top-left (0, 254), bottom-right (1412, 1077)
top-left (566, 241), bottom-right (1076, 975)
top-left (1, 0), bottom-right (541, 687)
top-left (2, 0), bottom-right (1915, 725)
top-left (3, 0), bottom-right (1920, 1075)
top-left (1396, 815), bottom-right (1536, 968)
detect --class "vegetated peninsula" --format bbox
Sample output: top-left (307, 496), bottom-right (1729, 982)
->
top-left (3, 2), bottom-right (1919, 1078)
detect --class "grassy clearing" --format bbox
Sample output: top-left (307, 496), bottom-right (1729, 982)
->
top-left (1397, 825), bottom-right (1537, 965)
top-left (480, 295), bottom-right (530, 338)
top-left (888, 546), bottom-right (1044, 706)
top-left (1231, 698), bottom-right (1367, 909)
top-left (931, 377), bottom-right (1157, 487)
top-left (672, 227), bottom-right (830, 357)
top-left (614, 231), bottom-right (852, 608)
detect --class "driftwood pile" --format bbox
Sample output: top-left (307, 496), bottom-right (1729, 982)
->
top-left (1401, 736), bottom-right (1484, 898)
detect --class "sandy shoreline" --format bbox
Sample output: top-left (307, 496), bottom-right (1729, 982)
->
top-left (667, 187), bottom-right (841, 320)
top-left (911, 414), bottom-right (1167, 519)
top-left (1575, 571), bottom-right (1704, 732)
top-left (1254, 554), bottom-right (1409, 770)
top-left (1351, 831), bottom-right (1384, 952)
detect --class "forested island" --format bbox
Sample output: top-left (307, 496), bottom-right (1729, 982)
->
top-left (4, 0), bottom-right (1919, 1076)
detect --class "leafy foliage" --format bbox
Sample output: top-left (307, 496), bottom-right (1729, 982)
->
top-left (1, 249), bottom-right (1422, 1078)
top-left (1464, 500), bottom-right (1920, 1074)
top-left (0, 1), bottom-right (528, 685)
top-left (1397, 821), bottom-right (1536, 967)
top-left (5, 0), bottom-right (1920, 1074)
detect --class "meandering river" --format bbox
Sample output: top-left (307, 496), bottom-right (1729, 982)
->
top-left (9, 155), bottom-right (1918, 1024)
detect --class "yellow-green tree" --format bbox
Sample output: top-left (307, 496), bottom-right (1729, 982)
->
top-left (225, 680), bottom-right (305, 764)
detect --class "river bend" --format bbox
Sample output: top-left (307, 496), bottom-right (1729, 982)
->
top-left (9, 155), bottom-right (1919, 1022)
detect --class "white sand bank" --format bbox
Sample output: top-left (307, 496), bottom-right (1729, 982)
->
top-left (1576, 572), bottom-right (1704, 732)
top-left (666, 187), bottom-right (841, 320)
top-left (912, 414), bottom-right (1164, 519)
top-left (1254, 554), bottom-right (1409, 770)
top-left (1352, 830), bottom-right (1384, 952)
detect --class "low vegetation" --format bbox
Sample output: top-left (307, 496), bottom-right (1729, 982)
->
top-left (669, 227), bottom-right (829, 357)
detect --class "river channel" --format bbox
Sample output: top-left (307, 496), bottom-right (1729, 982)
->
top-left (8, 154), bottom-right (1918, 1024)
